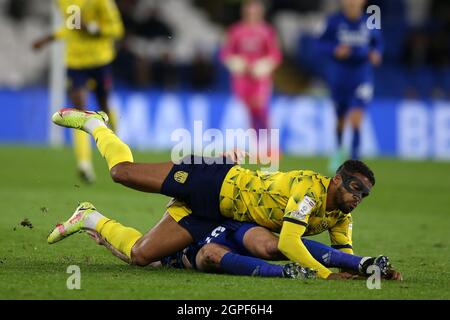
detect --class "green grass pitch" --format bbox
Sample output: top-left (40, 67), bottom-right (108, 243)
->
top-left (0, 146), bottom-right (449, 299)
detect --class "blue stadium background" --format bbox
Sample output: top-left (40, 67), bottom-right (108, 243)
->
top-left (0, 0), bottom-right (449, 160)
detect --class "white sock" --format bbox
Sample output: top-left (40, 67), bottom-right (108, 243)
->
top-left (84, 118), bottom-right (106, 135)
top-left (78, 160), bottom-right (93, 172)
top-left (83, 211), bottom-right (105, 230)
top-left (358, 256), bottom-right (373, 273)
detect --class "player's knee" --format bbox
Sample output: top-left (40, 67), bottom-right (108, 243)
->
top-left (110, 162), bottom-right (130, 184)
top-left (130, 243), bottom-right (152, 266)
top-left (197, 244), bottom-right (222, 270)
top-left (260, 238), bottom-right (280, 260)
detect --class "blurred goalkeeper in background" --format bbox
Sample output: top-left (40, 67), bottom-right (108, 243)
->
top-left (33, 0), bottom-right (124, 183)
top-left (221, 0), bottom-right (281, 154)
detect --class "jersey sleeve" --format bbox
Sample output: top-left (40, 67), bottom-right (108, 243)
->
top-left (317, 16), bottom-right (337, 56)
top-left (53, 26), bottom-right (69, 40)
top-left (280, 191), bottom-right (333, 279)
top-left (329, 214), bottom-right (353, 255)
top-left (98, 0), bottom-right (124, 39)
top-left (52, 0), bottom-right (69, 40)
top-left (283, 189), bottom-right (317, 227)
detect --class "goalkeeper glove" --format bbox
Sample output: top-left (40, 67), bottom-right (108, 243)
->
top-left (251, 57), bottom-right (276, 78)
top-left (224, 55), bottom-right (247, 75)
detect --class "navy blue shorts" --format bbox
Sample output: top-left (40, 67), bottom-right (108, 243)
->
top-left (332, 81), bottom-right (373, 118)
top-left (177, 214), bottom-right (224, 242)
top-left (161, 155), bottom-right (236, 222)
top-left (161, 221), bottom-right (258, 269)
top-left (67, 64), bottom-right (112, 96)
top-left (200, 221), bottom-right (256, 256)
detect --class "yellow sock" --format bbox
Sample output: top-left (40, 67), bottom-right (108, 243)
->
top-left (95, 218), bottom-right (142, 259)
top-left (108, 109), bottom-right (118, 132)
top-left (92, 126), bottom-right (133, 170)
top-left (73, 130), bottom-right (91, 163)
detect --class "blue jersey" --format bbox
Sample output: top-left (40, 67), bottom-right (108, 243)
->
top-left (319, 12), bottom-right (383, 110)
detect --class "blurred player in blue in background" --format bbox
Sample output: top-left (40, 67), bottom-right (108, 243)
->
top-left (319, 0), bottom-right (383, 172)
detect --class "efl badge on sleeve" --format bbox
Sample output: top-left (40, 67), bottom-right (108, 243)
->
top-left (290, 196), bottom-right (315, 221)
top-left (174, 171), bottom-right (189, 184)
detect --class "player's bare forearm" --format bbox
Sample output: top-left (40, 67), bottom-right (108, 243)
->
top-left (219, 148), bottom-right (249, 164)
top-left (327, 272), bottom-right (363, 280)
top-left (86, 230), bottom-right (131, 264)
top-left (32, 35), bottom-right (55, 51)
top-left (339, 267), bottom-right (403, 281)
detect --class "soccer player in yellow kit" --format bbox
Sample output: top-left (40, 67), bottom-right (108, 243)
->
top-left (48, 108), bottom-right (377, 280)
top-left (33, 0), bottom-right (124, 183)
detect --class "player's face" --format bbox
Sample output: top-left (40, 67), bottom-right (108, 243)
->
top-left (340, 0), bottom-right (366, 13)
top-left (242, 1), bottom-right (265, 23)
top-left (335, 172), bottom-right (372, 214)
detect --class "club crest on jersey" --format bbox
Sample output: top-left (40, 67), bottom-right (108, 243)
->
top-left (290, 196), bottom-right (316, 221)
top-left (174, 171), bottom-right (188, 184)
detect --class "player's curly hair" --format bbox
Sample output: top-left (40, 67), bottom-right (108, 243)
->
top-left (336, 160), bottom-right (376, 186)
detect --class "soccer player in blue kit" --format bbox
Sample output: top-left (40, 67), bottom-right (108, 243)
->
top-left (319, 0), bottom-right (383, 171)
top-left (86, 217), bottom-right (402, 281)
top-left (159, 221), bottom-right (402, 280)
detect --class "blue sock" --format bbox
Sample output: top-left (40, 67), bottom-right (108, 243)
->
top-left (351, 128), bottom-right (360, 159)
top-left (220, 252), bottom-right (283, 277)
top-left (302, 238), bottom-right (362, 272)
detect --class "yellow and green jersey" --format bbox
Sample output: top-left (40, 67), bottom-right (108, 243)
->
top-left (53, 0), bottom-right (124, 69)
top-left (219, 166), bottom-right (353, 278)
top-left (219, 166), bottom-right (352, 243)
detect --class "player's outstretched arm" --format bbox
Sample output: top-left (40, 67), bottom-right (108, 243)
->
top-left (32, 34), bottom-right (55, 51)
top-left (278, 226), bottom-right (362, 280)
top-left (327, 272), bottom-right (361, 280)
top-left (85, 229), bottom-right (166, 268)
top-left (86, 230), bottom-right (131, 264)
top-left (278, 221), bottom-right (334, 279)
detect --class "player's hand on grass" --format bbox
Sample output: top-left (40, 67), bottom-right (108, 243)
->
top-left (334, 44), bottom-right (352, 60)
top-left (327, 272), bottom-right (360, 280)
top-left (384, 269), bottom-right (403, 281)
